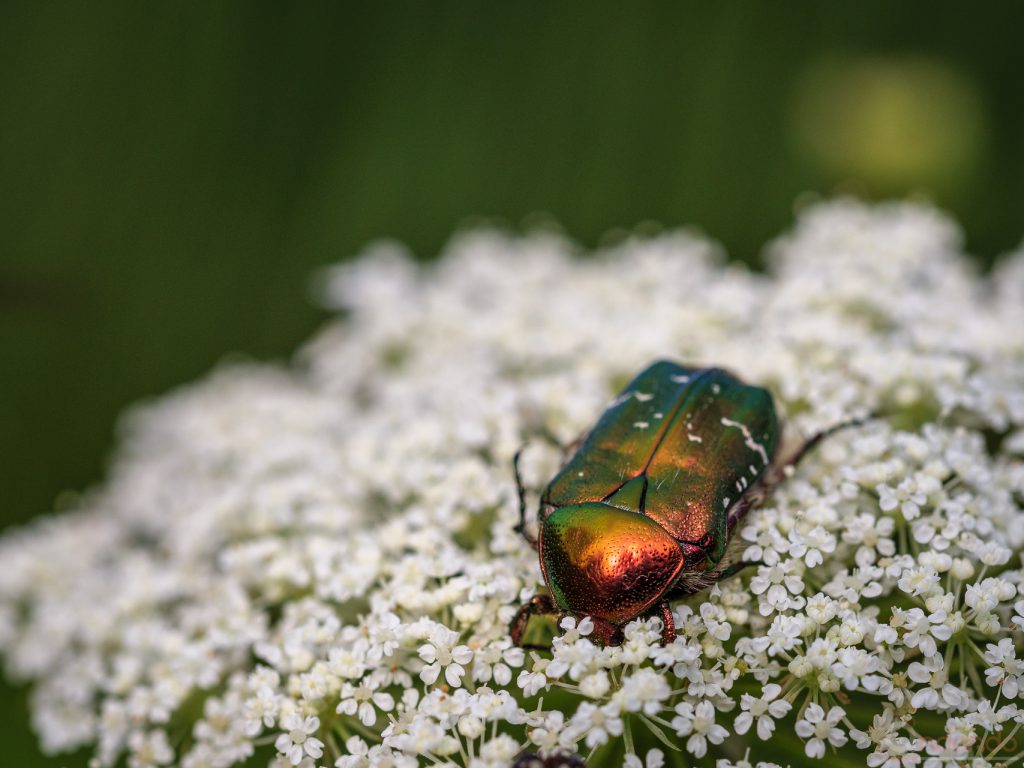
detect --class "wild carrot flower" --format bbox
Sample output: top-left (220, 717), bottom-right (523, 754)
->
top-left (1, 199), bottom-right (1023, 766)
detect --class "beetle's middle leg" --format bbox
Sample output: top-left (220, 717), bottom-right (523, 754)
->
top-left (513, 426), bottom-right (590, 549)
top-left (510, 593), bottom-right (559, 647)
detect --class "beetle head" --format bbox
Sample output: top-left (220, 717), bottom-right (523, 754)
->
top-left (539, 502), bottom-right (685, 625)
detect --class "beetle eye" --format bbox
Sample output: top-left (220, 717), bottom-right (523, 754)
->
top-left (540, 502), bottom-right (685, 624)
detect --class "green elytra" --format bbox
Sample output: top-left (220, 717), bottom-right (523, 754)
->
top-left (511, 360), bottom-right (846, 647)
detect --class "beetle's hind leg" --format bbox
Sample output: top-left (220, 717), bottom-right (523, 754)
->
top-left (751, 415), bottom-right (871, 505)
top-left (783, 415), bottom-right (869, 472)
top-left (510, 593), bottom-right (559, 648)
top-left (727, 491), bottom-right (762, 537)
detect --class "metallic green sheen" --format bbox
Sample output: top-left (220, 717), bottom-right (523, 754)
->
top-left (540, 502), bottom-right (685, 622)
top-left (542, 361), bottom-right (779, 569)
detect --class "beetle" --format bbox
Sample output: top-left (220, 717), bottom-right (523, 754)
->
top-left (510, 360), bottom-right (856, 647)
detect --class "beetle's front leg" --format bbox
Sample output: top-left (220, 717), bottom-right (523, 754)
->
top-left (655, 601), bottom-right (676, 645)
top-left (533, 424), bottom-right (586, 462)
top-left (586, 616), bottom-right (624, 647)
top-left (510, 593), bottom-right (559, 647)
top-left (512, 448), bottom-right (539, 549)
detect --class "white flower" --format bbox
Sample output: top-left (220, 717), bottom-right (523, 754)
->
top-left (557, 615), bottom-right (594, 644)
top-left (877, 479), bottom-right (928, 520)
top-left (898, 565), bottom-right (940, 597)
top-left (564, 701), bottom-right (623, 749)
top-left (127, 730), bottom-right (174, 768)
top-left (907, 655), bottom-right (968, 711)
top-left (242, 685), bottom-right (280, 735)
top-left (472, 639), bottom-right (524, 686)
top-left (335, 736), bottom-right (369, 768)
top-left (965, 700), bottom-right (1015, 732)
top-left (624, 748), bottom-right (665, 768)
top-left (478, 735), bottom-right (519, 764)
top-left (966, 578), bottom-right (1016, 613)
top-left (616, 668), bottom-right (672, 715)
top-left (795, 704), bottom-right (848, 758)
top-left (517, 664), bottom-right (549, 698)
top-left (849, 706), bottom-right (901, 750)
top-left (866, 736), bottom-right (923, 767)
top-left (788, 525), bottom-right (836, 568)
top-left (336, 678), bottom-right (396, 726)
top-left (672, 700), bottom-right (729, 758)
top-left (806, 594), bottom-right (838, 625)
top-left (418, 630), bottom-right (474, 687)
top-left (528, 711), bottom-right (573, 751)
top-left (842, 513), bottom-right (897, 565)
top-left (579, 669), bottom-right (611, 698)
top-left (733, 684), bottom-right (791, 739)
top-left (274, 714), bottom-right (324, 766)
top-left (982, 638), bottom-right (1024, 698)
top-left (761, 614), bottom-right (803, 655)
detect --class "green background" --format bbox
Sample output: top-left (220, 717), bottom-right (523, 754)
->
top-left (1, 3), bottom-right (1022, 765)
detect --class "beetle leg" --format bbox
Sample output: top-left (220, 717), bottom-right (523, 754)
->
top-left (512, 447), bottom-right (539, 549)
top-left (535, 424), bottom-right (585, 462)
top-left (726, 492), bottom-right (761, 537)
top-left (586, 616), bottom-right (625, 647)
top-left (729, 421), bottom-right (864, 540)
top-left (561, 433), bottom-right (585, 462)
top-left (656, 601), bottom-right (676, 645)
top-left (716, 560), bottom-right (757, 580)
top-left (510, 593), bottom-right (558, 646)
top-left (783, 415), bottom-right (869, 472)
top-left (734, 415), bottom-right (870, 526)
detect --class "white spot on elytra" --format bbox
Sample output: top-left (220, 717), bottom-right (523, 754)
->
top-left (723, 497), bottom-right (731, 507)
top-left (687, 433), bottom-right (702, 443)
top-left (712, 383), bottom-right (721, 394)
top-left (749, 464), bottom-right (758, 475)
top-left (633, 421), bottom-right (649, 429)
top-left (653, 412), bottom-right (663, 419)
top-left (578, 471), bottom-right (584, 477)
top-left (608, 392), bottom-right (632, 409)
top-left (720, 417), bottom-right (770, 465)
top-left (634, 391), bottom-right (654, 402)
top-left (670, 374), bottom-right (690, 383)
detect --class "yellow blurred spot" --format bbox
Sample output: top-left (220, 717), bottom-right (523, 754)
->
top-left (792, 55), bottom-right (986, 195)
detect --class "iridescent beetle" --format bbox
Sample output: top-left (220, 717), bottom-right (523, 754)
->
top-left (511, 360), bottom-right (854, 647)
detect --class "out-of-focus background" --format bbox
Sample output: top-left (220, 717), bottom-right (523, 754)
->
top-left (1, 3), bottom-right (1022, 764)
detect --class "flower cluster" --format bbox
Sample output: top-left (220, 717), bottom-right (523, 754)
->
top-left (1, 199), bottom-right (1023, 767)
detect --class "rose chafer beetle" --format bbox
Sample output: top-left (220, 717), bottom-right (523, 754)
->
top-left (511, 360), bottom-right (855, 647)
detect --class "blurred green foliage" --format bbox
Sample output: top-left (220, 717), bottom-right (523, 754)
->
top-left (1, 2), bottom-right (1023, 765)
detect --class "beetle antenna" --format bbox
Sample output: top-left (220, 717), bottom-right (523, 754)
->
top-left (513, 446), bottom-right (538, 548)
